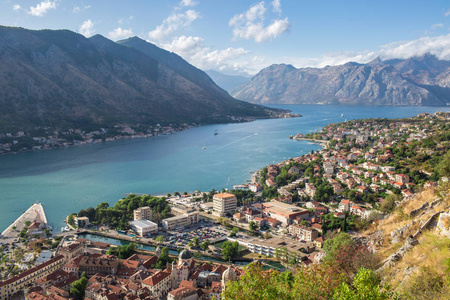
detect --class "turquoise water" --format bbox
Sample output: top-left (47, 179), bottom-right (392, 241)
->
top-left (0, 105), bottom-right (448, 231)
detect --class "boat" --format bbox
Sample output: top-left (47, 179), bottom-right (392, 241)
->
top-left (202, 147), bottom-right (206, 150)
top-left (214, 132), bottom-right (218, 136)
top-left (341, 113), bottom-right (344, 117)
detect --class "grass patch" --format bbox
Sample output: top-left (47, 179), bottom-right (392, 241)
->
top-left (213, 240), bottom-right (246, 252)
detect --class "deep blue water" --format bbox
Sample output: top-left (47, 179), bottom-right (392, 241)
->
top-left (0, 105), bottom-right (448, 231)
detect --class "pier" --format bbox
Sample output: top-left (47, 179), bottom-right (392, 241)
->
top-left (1, 201), bottom-right (49, 239)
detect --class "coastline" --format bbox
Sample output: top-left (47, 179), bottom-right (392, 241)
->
top-left (0, 113), bottom-right (300, 157)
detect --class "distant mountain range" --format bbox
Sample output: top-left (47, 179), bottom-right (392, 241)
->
top-left (231, 54), bottom-right (450, 106)
top-left (0, 26), bottom-right (279, 133)
top-left (205, 70), bottom-right (249, 92)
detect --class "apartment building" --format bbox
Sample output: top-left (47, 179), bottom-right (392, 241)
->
top-left (133, 206), bottom-right (153, 221)
top-left (213, 193), bottom-right (237, 217)
top-left (162, 211), bottom-right (199, 230)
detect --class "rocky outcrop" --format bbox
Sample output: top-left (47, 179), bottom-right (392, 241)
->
top-left (390, 221), bottom-right (418, 244)
top-left (232, 55), bottom-right (450, 106)
top-left (381, 236), bottom-right (419, 270)
top-left (409, 202), bottom-right (429, 219)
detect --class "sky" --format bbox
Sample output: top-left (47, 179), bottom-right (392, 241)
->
top-left (1, 0), bottom-right (450, 76)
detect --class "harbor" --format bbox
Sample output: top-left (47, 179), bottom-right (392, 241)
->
top-left (1, 201), bottom-right (50, 241)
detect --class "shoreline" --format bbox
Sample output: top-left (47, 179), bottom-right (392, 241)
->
top-left (0, 113), bottom-right (300, 157)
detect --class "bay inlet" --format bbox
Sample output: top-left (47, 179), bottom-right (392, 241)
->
top-left (0, 104), bottom-right (448, 231)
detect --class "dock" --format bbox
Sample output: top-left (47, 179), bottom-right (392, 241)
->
top-left (1, 201), bottom-right (49, 239)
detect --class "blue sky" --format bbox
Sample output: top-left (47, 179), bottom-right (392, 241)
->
top-left (1, 0), bottom-right (450, 76)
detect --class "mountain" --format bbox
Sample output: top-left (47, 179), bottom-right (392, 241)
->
top-left (231, 55), bottom-right (450, 106)
top-left (204, 70), bottom-right (249, 92)
top-left (0, 26), bottom-right (279, 133)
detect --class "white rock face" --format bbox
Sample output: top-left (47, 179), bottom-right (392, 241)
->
top-left (437, 213), bottom-right (450, 237)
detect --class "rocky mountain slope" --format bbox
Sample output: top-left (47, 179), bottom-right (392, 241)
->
top-left (0, 26), bottom-right (277, 133)
top-left (231, 55), bottom-right (450, 106)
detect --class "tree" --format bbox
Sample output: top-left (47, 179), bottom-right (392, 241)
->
top-left (333, 268), bottom-right (397, 300)
top-left (249, 221), bottom-right (258, 231)
top-left (437, 150), bottom-right (450, 178)
top-left (223, 263), bottom-right (292, 299)
top-left (106, 243), bottom-right (136, 259)
top-left (155, 235), bottom-right (165, 244)
top-left (222, 241), bottom-right (239, 261)
top-left (323, 232), bottom-right (353, 262)
top-left (155, 247), bottom-right (171, 269)
top-left (193, 236), bottom-right (200, 246)
top-left (200, 241), bottom-right (210, 251)
top-left (70, 272), bottom-right (89, 299)
top-left (380, 195), bottom-right (399, 214)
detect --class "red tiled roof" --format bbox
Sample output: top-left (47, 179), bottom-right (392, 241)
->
top-left (142, 270), bottom-right (170, 286)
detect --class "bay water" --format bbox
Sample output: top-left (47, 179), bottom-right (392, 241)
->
top-left (0, 105), bottom-right (448, 231)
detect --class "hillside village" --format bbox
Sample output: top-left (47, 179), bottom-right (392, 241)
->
top-left (1, 111), bottom-right (450, 299)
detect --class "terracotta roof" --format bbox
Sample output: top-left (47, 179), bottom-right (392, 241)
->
top-left (142, 270), bottom-right (170, 286)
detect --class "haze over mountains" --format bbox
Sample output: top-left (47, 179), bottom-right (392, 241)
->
top-left (231, 54), bottom-right (450, 106)
top-left (0, 26), bottom-right (277, 133)
top-left (205, 70), bottom-right (249, 92)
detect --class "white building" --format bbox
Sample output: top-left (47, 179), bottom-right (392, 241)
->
top-left (129, 219), bottom-right (158, 237)
top-left (213, 193), bottom-right (237, 217)
top-left (133, 206), bottom-right (153, 221)
top-left (162, 212), bottom-right (199, 230)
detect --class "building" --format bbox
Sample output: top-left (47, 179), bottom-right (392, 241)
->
top-left (63, 254), bottom-right (119, 276)
top-left (129, 219), bottom-right (158, 237)
top-left (133, 206), bottom-right (153, 221)
top-left (142, 270), bottom-right (172, 299)
top-left (162, 212), bottom-right (199, 230)
top-left (200, 202), bottom-right (214, 211)
top-left (213, 193), bottom-right (237, 217)
top-left (262, 201), bottom-right (309, 226)
top-left (75, 216), bottom-right (89, 228)
top-left (0, 255), bottom-right (65, 300)
top-left (246, 238), bottom-right (309, 261)
top-left (338, 199), bottom-right (351, 212)
top-left (57, 242), bottom-right (84, 262)
top-left (288, 224), bottom-right (319, 241)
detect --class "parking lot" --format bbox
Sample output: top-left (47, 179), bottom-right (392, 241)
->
top-left (161, 219), bottom-right (230, 247)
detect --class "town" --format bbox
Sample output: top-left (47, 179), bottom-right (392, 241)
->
top-left (1, 111), bottom-right (450, 299)
top-left (0, 123), bottom-right (195, 155)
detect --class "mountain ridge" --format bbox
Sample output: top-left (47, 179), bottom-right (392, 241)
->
top-left (0, 26), bottom-right (280, 133)
top-left (231, 54), bottom-right (450, 106)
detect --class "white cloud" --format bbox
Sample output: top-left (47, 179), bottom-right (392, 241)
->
top-left (444, 9), bottom-right (450, 17)
top-left (119, 16), bottom-right (134, 24)
top-left (72, 5), bottom-right (91, 13)
top-left (180, 0), bottom-right (198, 7)
top-left (229, 1), bottom-right (290, 43)
top-left (79, 19), bottom-right (95, 37)
top-left (13, 4), bottom-right (21, 11)
top-left (279, 34), bottom-right (450, 71)
top-left (108, 27), bottom-right (134, 40)
top-left (28, 0), bottom-right (57, 17)
top-left (272, 0), bottom-right (281, 14)
top-left (148, 9), bottom-right (200, 41)
top-left (430, 23), bottom-right (443, 30)
top-left (158, 35), bottom-right (253, 75)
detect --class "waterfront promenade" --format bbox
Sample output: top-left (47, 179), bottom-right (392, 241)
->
top-left (1, 202), bottom-right (48, 239)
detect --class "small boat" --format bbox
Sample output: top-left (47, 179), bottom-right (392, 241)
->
top-left (214, 132), bottom-right (218, 136)
top-left (202, 147), bottom-right (206, 150)
top-left (341, 113), bottom-right (344, 117)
